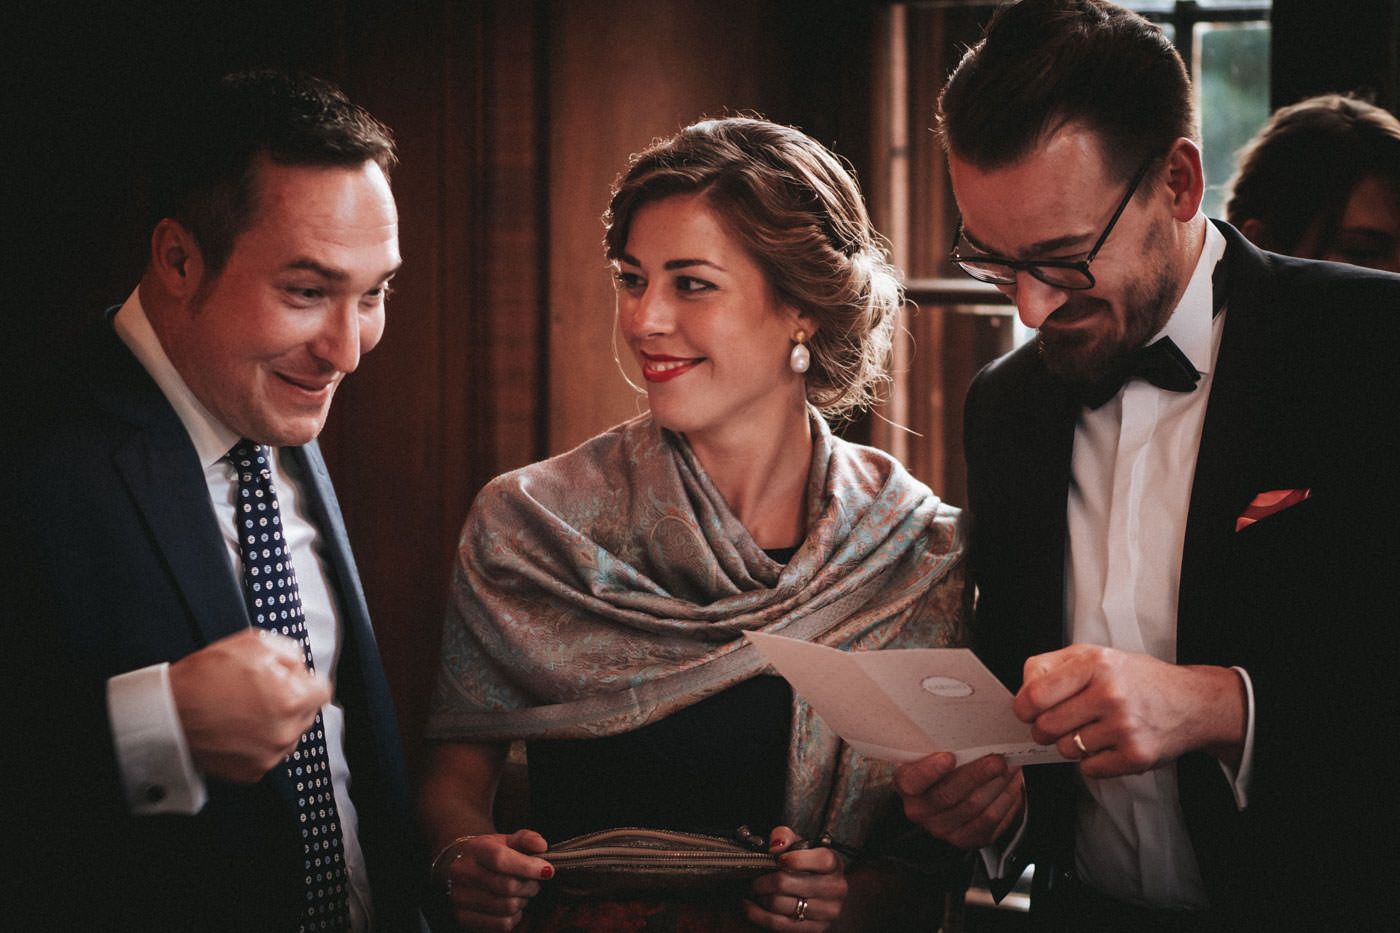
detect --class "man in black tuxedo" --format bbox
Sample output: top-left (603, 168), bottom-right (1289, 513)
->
top-left (892, 1), bottom-right (1400, 929)
top-left (3, 72), bottom-right (423, 930)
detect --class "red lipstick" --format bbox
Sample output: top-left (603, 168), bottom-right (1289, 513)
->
top-left (639, 352), bottom-right (703, 383)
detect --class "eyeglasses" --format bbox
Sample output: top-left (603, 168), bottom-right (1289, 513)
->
top-left (949, 157), bottom-right (1155, 291)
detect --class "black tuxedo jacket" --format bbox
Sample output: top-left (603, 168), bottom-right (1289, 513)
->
top-left (2, 313), bottom-right (423, 931)
top-left (964, 222), bottom-right (1400, 928)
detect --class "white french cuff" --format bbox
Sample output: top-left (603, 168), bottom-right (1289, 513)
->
top-left (1219, 666), bottom-right (1256, 810)
top-left (107, 662), bottom-right (208, 815)
top-left (980, 800), bottom-right (1029, 880)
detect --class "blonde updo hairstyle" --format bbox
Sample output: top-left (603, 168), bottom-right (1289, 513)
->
top-left (603, 117), bottom-right (901, 421)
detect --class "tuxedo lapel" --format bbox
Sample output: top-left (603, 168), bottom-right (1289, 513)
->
top-left (1014, 354), bottom-right (1080, 663)
top-left (968, 342), bottom-right (1080, 683)
top-left (1177, 222), bottom-right (1295, 663)
top-left (968, 343), bottom-right (1081, 881)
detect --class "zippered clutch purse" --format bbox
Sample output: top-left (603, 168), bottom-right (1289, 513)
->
top-left (541, 827), bottom-right (781, 898)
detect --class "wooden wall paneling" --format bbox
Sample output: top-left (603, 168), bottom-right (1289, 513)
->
top-left (478, 2), bottom-right (550, 479)
top-left (876, 5), bottom-right (976, 499)
top-left (939, 309), bottom-right (1015, 510)
top-left (904, 8), bottom-right (954, 495)
top-left (760, 0), bottom-right (879, 188)
top-left (880, 3), bottom-right (1015, 509)
top-left (764, 0), bottom-right (881, 447)
top-left (433, 0), bottom-right (492, 578)
top-left (543, 0), bottom-right (882, 454)
top-left (546, 0), bottom-right (771, 455)
top-left (316, 1), bottom-right (463, 777)
top-left (869, 3), bottom-right (914, 467)
top-left (317, 2), bottom-right (550, 776)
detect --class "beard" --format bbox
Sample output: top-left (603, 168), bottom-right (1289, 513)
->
top-left (1037, 220), bottom-right (1180, 387)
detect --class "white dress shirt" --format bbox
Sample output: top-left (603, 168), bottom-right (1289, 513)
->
top-left (104, 289), bottom-right (372, 928)
top-left (1065, 221), bottom-right (1255, 908)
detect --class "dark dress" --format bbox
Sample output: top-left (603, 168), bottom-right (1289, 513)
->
top-left (527, 675), bottom-right (793, 841)
top-left (522, 548), bottom-right (797, 931)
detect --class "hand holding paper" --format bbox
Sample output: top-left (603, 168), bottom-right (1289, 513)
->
top-left (744, 631), bottom-right (1066, 767)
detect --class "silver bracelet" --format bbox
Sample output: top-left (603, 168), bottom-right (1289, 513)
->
top-left (430, 834), bottom-right (482, 887)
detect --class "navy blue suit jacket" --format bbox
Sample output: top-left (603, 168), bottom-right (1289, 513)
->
top-left (2, 312), bottom-right (423, 931)
top-left (964, 222), bottom-right (1400, 927)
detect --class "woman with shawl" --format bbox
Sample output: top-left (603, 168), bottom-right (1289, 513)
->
top-left (420, 117), bottom-right (967, 931)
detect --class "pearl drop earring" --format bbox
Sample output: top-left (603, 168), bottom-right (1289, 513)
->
top-left (789, 330), bottom-right (811, 374)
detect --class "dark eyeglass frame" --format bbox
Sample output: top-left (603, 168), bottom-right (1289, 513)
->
top-left (949, 156), bottom-right (1156, 291)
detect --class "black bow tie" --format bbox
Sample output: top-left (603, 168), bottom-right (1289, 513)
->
top-left (1079, 336), bottom-right (1201, 409)
top-left (1073, 250), bottom-right (1228, 409)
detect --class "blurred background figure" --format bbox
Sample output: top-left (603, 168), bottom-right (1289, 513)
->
top-left (1225, 93), bottom-right (1400, 272)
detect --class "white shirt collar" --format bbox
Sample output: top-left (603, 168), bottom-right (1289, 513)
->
top-left (112, 288), bottom-right (241, 470)
top-left (1150, 220), bottom-right (1227, 377)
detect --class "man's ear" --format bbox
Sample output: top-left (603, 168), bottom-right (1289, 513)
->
top-left (148, 218), bottom-right (206, 299)
top-left (1162, 137), bottom-right (1205, 222)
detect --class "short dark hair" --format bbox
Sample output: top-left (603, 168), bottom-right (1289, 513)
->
top-left (1224, 94), bottom-right (1400, 255)
top-left (603, 116), bottom-right (902, 420)
top-left (149, 70), bottom-right (397, 275)
top-left (937, 0), bottom-right (1194, 182)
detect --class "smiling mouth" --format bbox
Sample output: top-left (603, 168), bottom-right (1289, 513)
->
top-left (276, 372), bottom-right (337, 396)
top-left (639, 353), bottom-right (704, 383)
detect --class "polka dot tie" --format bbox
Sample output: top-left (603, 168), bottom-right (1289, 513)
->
top-left (229, 441), bottom-right (351, 933)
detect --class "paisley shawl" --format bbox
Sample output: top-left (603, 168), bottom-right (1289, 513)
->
top-left (427, 409), bottom-right (967, 843)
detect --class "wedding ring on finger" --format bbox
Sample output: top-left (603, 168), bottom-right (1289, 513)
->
top-left (1073, 731), bottom-right (1089, 757)
top-left (790, 896), bottom-right (809, 922)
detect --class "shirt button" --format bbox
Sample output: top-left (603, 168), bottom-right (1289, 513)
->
top-left (143, 784), bottom-right (167, 804)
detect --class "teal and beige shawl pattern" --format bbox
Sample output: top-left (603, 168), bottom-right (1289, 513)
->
top-left (427, 409), bottom-right (967, 844)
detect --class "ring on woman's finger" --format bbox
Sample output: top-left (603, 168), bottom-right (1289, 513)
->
top-left (1072, 731), bottom-right (1089, 756)
top-left (790, 896), bottom-right (809, 922)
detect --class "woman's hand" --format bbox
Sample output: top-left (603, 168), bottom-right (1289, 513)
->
top-left (440, 830), bottom-right (553, 931)
top-left (745, 825), bottom-right (849, 930)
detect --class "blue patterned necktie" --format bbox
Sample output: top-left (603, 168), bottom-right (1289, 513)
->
top-left (229, 440), bottom-right (351, 932)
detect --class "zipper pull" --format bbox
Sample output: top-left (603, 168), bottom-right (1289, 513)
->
top-left (734, 825), bottom-right (770, 852)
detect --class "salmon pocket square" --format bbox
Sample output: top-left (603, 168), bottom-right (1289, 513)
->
top-left (1235, 488), bottom-right (1311, 532)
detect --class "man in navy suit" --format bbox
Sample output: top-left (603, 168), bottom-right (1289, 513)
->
top-left (892, 1), bottom-right (1399, 928)
top-left (3, 71), bottom-right (422, 930)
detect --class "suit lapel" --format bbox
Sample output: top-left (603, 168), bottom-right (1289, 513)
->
top-left (284, 443), bottom-right (382, 732)
top-left (288, 443), bottom-right (416, 912)
top-left (95, 322), bottom-right (250, 647)
top-left (286, 444), bottom-right (376, 666)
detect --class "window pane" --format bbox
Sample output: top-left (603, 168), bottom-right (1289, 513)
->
top-left (1195, 21), bottom-right (1270, 218)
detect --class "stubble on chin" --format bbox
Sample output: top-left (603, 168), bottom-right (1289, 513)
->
top-left (1037, 248), bottom-right (1179, 388)
top-left (1036, 300), bottom-right (1121, 388)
